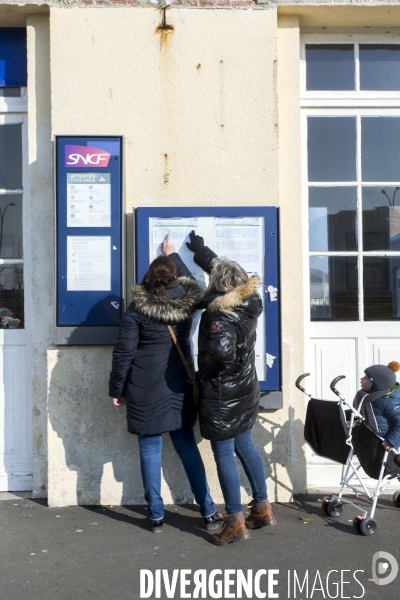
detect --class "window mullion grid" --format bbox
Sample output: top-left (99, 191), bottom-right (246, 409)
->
top-left (362, 251), bottom-right (400, 256)
top-left (0, 259), bottom-right (23, 265)
top-left (308, 182), bottom-right (357, 187)
top-left (356, 114), bottom-right (364, 322)
top-left (355, 42), bottom-right (360, 92)
top-left (303, 39), bottom-right (400, 324)
top-left (0, 187), bottom-right (24, 265)
top-left (309, 252), bottom-right (358, 256)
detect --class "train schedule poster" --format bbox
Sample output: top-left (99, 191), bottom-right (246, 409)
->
top-left (137, 206), bottom-right (279, 393)
top-left (149, 215), bottom-right (266, 381)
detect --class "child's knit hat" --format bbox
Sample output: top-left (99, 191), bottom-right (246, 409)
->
top-left (364, 361), bottom-right (400, 391)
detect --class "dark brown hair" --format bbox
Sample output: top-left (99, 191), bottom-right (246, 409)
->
top-left (142, 255), bottom-right (178, 297)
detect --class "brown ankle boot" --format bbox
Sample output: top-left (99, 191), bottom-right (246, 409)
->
top-left (211, 512), bottom-right (251, 546)
top-left (245, 500), bottom-right (277, 529)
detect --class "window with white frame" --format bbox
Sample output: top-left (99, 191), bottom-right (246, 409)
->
top-left (0, 120), bottom-right (24, 329)
top-left (301, 37), bottom-right (400, 322)
top-left (0, 28), bottom-right (27, 330)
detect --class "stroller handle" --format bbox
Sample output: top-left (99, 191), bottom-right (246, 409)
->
top-left (295, 373), bottom-right (311, 395)
top-left (330, 375), bottom-right (346, 397)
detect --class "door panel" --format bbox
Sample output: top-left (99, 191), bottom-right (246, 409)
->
top-left (368, 338), bottom-right (400, 366)
top-left (307, 328), bottom-right (399, 490)
top-left (0, 335), bottom-right (32, 491)
top-left (313, 338), bottom-right (357, 401)
top-left (302, 43), bottom-right (400, 492)
top-left (0, 112), bottom-right (31, 491)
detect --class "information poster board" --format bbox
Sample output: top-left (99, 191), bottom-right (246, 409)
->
top-left (149, 216), bottom-right (266, 381)
top-left (55, 136), bottom-right (124, 345)
top-left (136, 207), bottom-right (280, 398)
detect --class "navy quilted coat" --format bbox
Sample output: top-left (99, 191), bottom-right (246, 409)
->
top-left (109, 255), bottom-right (203, 436)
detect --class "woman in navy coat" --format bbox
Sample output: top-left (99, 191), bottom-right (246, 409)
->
top-left (109, 236), bottom-right (221, 533)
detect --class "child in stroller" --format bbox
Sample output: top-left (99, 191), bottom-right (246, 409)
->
top-left (353, 361), bottom-right (400, 453)
top-left (297, 363), bottom-right (400, 536)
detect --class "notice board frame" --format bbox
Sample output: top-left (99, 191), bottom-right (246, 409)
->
top-left (135, 207), bottom-right (281, 405)
top-left (55, 135), bottom-right (125, 345)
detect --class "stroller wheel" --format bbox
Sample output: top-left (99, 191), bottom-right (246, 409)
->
top-left (321, 499), bottom-right (331, 514)
top-left (326, 501), bottom-right (343, 518)
top-left (393, 490), bottom-right (400, 508)
top-left (352, 517), bottom-right (362, 533)
top-left (359, 517), bottom-right (377, 536)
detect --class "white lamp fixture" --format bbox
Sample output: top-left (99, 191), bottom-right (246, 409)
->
top-left (149, 0), bottom-right (176, 8)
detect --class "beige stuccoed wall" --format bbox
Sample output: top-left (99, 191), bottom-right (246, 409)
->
top-left (276, 15), bottom-right (307, 498)
top-left (45, 6), bottom-right (307, 506)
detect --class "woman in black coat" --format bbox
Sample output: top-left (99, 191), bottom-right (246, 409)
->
top-left (186, 232), bottom-right (277, 546)
top-left (109, 236), bottom-right (221, 533)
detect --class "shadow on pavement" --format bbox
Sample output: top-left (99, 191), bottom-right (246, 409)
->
top-left (288, 492), bottom-right (400, 536)
top-left (79, 503), bottom-right (216, 542)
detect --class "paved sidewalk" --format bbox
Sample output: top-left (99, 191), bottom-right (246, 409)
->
top-left (0, 494), bottom-right (399, 600)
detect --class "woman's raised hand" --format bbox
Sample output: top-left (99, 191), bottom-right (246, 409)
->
top-left (186, 230), bottom-right (204, 252)
top-left (160, 234), bottom-right (176, 256)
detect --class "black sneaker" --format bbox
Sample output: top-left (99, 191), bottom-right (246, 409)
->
top-left (204, 512), bottom-right (224, 531)
top-left (149, 519), bottom-right (163, 533)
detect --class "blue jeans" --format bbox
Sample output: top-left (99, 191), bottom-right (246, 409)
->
top-left (137, 427), bottom-right (216, 521)
top-left (210, 429), bottom-right (268, 514)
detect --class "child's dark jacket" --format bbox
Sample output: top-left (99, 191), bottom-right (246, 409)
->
top-left (372, 384), bottom-right (400, 448)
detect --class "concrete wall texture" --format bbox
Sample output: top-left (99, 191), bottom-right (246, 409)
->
top-left (27, 14), bottom-right (53, 497)
top-left (44, 6), bottom-right (308, 507)
top-left (17, 0), bottom-right (394, 506)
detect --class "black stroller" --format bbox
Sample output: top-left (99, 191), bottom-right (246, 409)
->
top-left (296, 373), bottom-right (400, 536)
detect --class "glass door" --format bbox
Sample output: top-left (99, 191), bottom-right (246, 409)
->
top-left (301, 37), bottom-right (400, 488)
top-left (0, 112), bottom-right (32, 491)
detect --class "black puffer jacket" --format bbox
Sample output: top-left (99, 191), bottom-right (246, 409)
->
top-left (194, 247), bottom-right (263, 441)
top-left (109, 255), bottom-right (203, 436)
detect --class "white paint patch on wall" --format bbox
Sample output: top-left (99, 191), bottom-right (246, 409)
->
top-left (267, 285), bottom-right (278, 302)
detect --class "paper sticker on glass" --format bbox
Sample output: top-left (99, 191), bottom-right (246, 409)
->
top-left (148, 215), bottom-right (266, 380)
top-left (67, 173), bottom-right (111, 228)
top-left (214, 217), bottom-right (265, 373)
top-left (67, 236), bottom-right (111, 291)
top-left (150, 217), bottom-right (207, 285)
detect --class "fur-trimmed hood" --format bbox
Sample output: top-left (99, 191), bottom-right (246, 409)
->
top-left (205, 276), bottom-right (261, 314)
top-left (130, 277), bottom-right (204, 323)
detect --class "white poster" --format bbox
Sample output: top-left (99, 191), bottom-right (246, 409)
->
top-left (67, 236), bottom-right (111, 291)
top-left (150, 217), bottom-right (209, 286)
top-left (214, 217), bottom-right (263, 275)
top-left (214, 217), bottom-right (265, 364)
top-left (67, 173), bottom-right (111, 228)
top-left (148, 216), bottom-right (266, 380)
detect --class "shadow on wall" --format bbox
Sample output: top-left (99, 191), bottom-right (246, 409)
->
top-left (47, 345), bottom-right (306, 506)
top-left (47, 345), bottom-right (205, 506)
top-left (241, 406), bottom-right (307, 502)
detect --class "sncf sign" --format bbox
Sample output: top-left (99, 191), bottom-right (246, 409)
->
top-left (65, 145), bottom-right (111, 167)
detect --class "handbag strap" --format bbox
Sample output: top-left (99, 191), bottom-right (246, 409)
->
top-left (167, 325), bottom-right (195, 383)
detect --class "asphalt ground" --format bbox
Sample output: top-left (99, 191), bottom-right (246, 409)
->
top-left (0, 494), bottom-right (399, 600)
